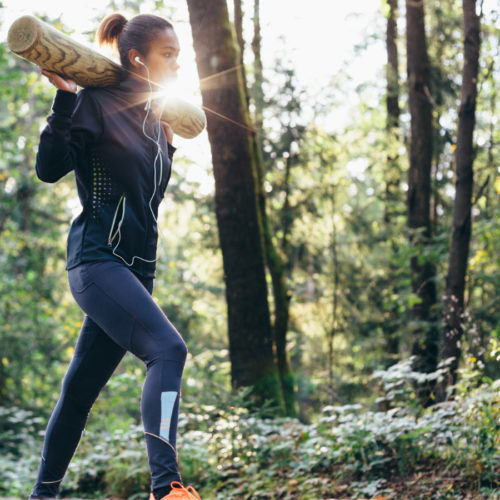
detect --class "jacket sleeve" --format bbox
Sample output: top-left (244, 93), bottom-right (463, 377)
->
top-left (167, 142), bottom-right (176, 160)
top-left (35, 89), bottom-right (102, 183)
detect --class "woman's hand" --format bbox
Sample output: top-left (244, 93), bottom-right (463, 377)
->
top-left (39, 67), bottom-right (77, 93)
top-left (160, 120), bottom-right (174, 144)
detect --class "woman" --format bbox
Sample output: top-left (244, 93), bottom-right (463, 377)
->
top-left (30, 12), bottom-right (201, 500)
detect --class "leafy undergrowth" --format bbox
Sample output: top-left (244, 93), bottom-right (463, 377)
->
top-left (1, 362), bottom-right (498, 500)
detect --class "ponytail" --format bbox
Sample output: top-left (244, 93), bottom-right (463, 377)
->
top-left (97, 13), bottom-right (127, 49)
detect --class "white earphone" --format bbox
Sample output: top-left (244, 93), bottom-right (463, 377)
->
top-left (135, 56), bottom-right (145, 65)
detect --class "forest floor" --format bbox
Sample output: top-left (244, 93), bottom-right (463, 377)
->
top-left (1, 461), bottom-right (497, 500)
top-left (2, 472), bottom-right (497, 500)
top-left (319, 463), bottom-right (498, 499)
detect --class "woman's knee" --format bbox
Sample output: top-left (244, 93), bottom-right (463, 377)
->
top-left (165, 330), bottom-right (188, 363)
top-left (132, 320), bottom-right (188, 364)
top-left (152, 316), bottom-right (188, 362)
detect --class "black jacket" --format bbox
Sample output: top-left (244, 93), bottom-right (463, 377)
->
top-left (36, 76), bottom-right (175, 278)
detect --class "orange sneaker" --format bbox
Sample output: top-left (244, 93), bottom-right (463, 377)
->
top-left (149, 481), bottom-right (201, 500)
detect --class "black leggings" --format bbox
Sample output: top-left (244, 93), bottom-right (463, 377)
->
top-left (31, 260), bottom-right (188, 499)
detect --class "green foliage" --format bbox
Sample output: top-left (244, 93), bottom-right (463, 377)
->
top-left (0, 31), bottom-right (80, 411)
top-left (63, 425), bottom-right (151, 498)
top-left (372, 356), bottom-right (456, 413)
top-left (0, 406), bottom-right (44, 497)
top-left (1, 372), bottom-right (497, 498)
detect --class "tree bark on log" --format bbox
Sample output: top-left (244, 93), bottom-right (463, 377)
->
top-left (8, 15), bottom-right (123, 87)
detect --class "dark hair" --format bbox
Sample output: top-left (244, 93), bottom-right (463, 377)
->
top-left (97, 13), bottom-right (173, 69)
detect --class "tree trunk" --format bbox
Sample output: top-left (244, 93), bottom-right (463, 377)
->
top-left (385, 0), bottom-right (400, 221)
top-left (405, 0), bottom-right (439, 403)
top-left (384, 0), bottom-right (401, 357)
top-left (328, 187), bottom-right (339, 404)
top-left (233, 0), bottom-right (249, 108)
top-left (252, 0), bottom-right (264, 133)
top-left (250, 0), bottom-right (297, 417)
top-left (233, 0), bottom-right (244, 63)
top-left (186, 0), bottom-right (283, 412)
top-left (266, 163), bottom-right (296, 416)
top-left (436, 0), bottom-right (480, 401)
top-left (386, 0), bottom-right (400, 132)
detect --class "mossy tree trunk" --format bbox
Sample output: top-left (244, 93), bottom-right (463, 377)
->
top-left (186, 0), bottom-right (284, 413)
top-left (250, 0), bottom-right (296, 417)
top-left (231, 0), bottom-right (297, 417)
top-left (383, 0), bottom-right (402, 359)
top-left (436, 0), bottom-right (480, 401)
top-left (406, 0), bottom-right (439, 405)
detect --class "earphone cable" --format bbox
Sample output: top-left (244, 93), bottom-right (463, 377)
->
top-left (109, 59), bottom-right (165, 267)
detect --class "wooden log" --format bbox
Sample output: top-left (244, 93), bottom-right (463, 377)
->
top-left (7, 15), bottom-right (206, 138)
top-left (7, 15), bottom-right (124, 87)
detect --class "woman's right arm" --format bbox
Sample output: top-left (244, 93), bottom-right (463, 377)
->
top-left (36, 69), bottom-right (102, 183)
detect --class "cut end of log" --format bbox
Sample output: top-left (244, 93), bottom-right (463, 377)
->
top-left (7, 15), bottom-right (40, 54)
top-left (159, 97), bottom-right (207, 139)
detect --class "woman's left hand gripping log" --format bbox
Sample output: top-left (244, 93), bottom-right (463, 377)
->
top-left (39, 67), bottom-right (77, 93)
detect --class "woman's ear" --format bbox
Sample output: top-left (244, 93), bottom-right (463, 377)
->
top-left (128, 49), bottom-right (143, 69)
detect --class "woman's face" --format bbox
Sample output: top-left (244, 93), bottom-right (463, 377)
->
top-left (142, 28), bottom-right (180, 85)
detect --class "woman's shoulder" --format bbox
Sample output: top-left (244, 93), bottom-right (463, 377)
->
top-left (79, 80), bottom-right (129, 102)
top-left (74, 86), bottom-right (103, 106)
top-left (78, 85), bottom-right (107, 99)
top-left (76, 85), bottom-right (120, 111)
top-left (75, 77), bottom-right (139, 117)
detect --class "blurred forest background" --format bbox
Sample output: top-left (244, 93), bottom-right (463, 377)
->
top-left (0, 0), bottom-right (499, 498)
